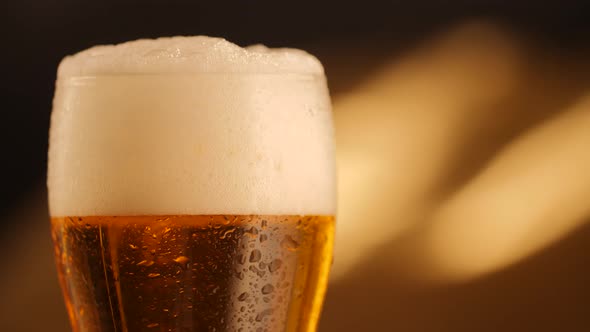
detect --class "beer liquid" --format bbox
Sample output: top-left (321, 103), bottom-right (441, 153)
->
top-left (51, 215), bottom-right (334, 332)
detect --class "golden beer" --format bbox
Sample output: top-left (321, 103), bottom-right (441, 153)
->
top-left (52, 215), bottom-right (334, 331)
top-left (49, 36), bottom-right (335, 331)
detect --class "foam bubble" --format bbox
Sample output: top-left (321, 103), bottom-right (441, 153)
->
top-left (48, 36), bottom-right (335, 217)
top-left (57, 36), bottom-right (324, 78)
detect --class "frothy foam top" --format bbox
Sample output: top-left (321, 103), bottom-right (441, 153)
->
top-left (58, 36), bottom-right (324, 77)
top-left (49, 37), bottom-right (335, 217)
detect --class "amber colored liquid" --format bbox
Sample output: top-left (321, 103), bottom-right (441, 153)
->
top-left (51, 215), bottom-right (334, 332)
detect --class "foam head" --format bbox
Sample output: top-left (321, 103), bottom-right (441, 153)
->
top-left (48, 36), bottom-right (335, 217)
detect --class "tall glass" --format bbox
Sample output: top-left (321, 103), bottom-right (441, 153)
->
top-left (48, 37), bottom-right (335, 332)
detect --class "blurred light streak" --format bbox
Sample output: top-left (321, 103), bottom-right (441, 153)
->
top-left (427, 99), bottom-right (590, 281)
top-left (331, 22), bottom-right (522, 279)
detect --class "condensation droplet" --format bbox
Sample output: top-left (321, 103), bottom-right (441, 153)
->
top-left (137, 260), bottom-right (155, 267)
top-left (173, 256), bottom-right (189, 265)
top-left (249, 250), bottom-right (262, 263)
top-left (238, 292), bottom-right (249, 301)
top-left (255, 308), bottom-right (273, 322)
top-left (146, 323), bottom-right (159, 328)
top-left (220, 227), bottom-right (236, 239)
top-left (148, 273), bottom-right (161, 278)
top-left (281, 235), bottom-right (299, 251)
top-left (129, 244), bottom-right (138, 250)
top-left (222, 215), bottom-right (230, 221)
top-left (268, 259), bottom-right (282, 272)
top-left (245, 227), bottom-right (259, 238)
top-left (249, 265), bottom-right (266, 277)
top-left (261, 284), bottom-right (274, 294)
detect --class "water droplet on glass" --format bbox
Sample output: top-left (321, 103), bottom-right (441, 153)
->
top-left (245, 227), bottom-right (259, 238)
top-left (238, 292), bottom-right (249, 301)
top-left (220, 227), bottom-right (236, 239)
top-left (137, 260), bottom-right (155, 267)
top-left (129, 244), bottom-right (138, 250)
top-left (148, 273), bottom-right (161, 278)
top-left (249, 266), bottom-right (266, 277)
top-left (261, 284), bottom-right (274, 294)
top-left (281, 235), bottom-right (299, 251)
top-left (249, 250), bottom-right (262, 263)
top-left (146, 323), bottom-right (159, 328)
top-left (255, 308), bottom-right (273, 322)
top-left (268, 259), bottom-right (282, 272)
top-left (173, 256), bottom-right (189, 265)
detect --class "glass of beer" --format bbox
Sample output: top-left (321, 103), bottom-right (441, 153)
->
top-left (48, 37), bottom-right (335, 332)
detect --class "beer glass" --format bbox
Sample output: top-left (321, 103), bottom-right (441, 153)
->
top-left (48, 37), bottom-right (335, 332)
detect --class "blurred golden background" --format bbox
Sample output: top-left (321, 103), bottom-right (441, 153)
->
top-left (2, 1), bottom-right (590, 331)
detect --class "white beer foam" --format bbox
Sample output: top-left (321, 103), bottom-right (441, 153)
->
top-left (48, 37), bottom-right (335, 216)
top-left (57, 36), bottom-right (324, 77)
